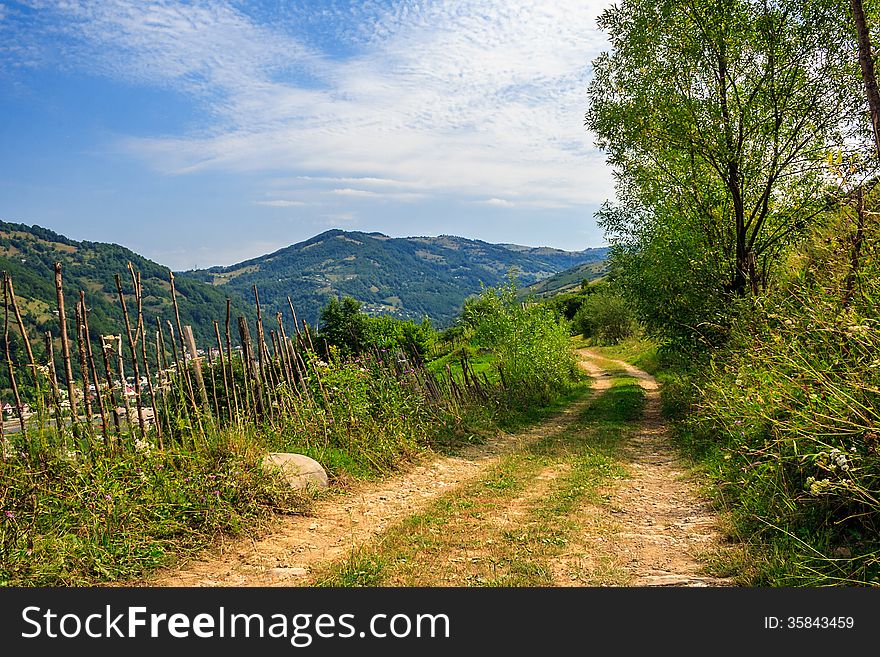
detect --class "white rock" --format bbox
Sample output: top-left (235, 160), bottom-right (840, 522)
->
top-left (262, 452), bottom-right (329, 490)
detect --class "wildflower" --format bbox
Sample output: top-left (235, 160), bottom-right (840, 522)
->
top-left (829, 448), bottom-right (849, 471)
top-left (212, 490), bottom-right (220, 495)
top-left (104, 494), bottom-right (112, 501)
top-left (806, 477), bottom-right (833, 495)
top-left (4, 511), bottom-right (14, 519)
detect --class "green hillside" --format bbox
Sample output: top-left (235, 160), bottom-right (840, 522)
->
top-left (182, 229), bottom-right (608, 326)
top-left (518, 260), bottom-right (608, 299)
top-left (0, 221), bottom-right (253, 351)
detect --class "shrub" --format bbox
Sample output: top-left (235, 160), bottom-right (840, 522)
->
top-left (572, 288), bottom-right (636, 345)
top-left (466, 278), bottom-right (577, 402)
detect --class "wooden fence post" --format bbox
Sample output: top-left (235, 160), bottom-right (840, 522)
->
top-left (54, 263), bottom-right (79, 432)
top-left (182, 325), bottom-right (209, 409)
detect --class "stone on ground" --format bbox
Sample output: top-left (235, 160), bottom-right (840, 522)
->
top-left (263, 453), bottom-right (329, 490)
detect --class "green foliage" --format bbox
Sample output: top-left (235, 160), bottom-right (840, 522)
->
top-left (318, 296), bottom-right (434, 360)
top-left (465, 278), bottom-right (578, 402)
top-left (584, 0), bottom-right (879, 587)
top-left (674, 205), bottom-right (880, 585)
top-left (318, 297), bottom-right (366, 356)
top-left (601, 226), bottom-right (732, 351)
top-left (0, 432), bottom-right (302, 586)
top-left (572, 288), bottom-right (636, 345)
top-left (587, 0), bottom-right (858, 344)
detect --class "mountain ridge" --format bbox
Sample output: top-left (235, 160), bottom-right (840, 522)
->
top-left (181, 229), bottom-right (608, 327)
top-left (0, 222), bottom-right (608, 351)
top-left (0, 220), bottom-right (254, 352)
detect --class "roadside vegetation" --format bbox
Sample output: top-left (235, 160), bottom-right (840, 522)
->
top-left (0, 266), bottom-right (579, 585)
top-left (585, 0), bottom-right (880, 585)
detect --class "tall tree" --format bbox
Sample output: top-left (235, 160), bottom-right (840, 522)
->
top-left (586, 0), bottom-right (857, 342)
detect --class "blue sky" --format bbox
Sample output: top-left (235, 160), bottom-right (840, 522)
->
top-left (1, 0), bottom-right (614, 270)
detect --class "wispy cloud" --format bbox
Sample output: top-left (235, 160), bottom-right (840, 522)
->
top-left (330, 188), bottom-right (381, 198)
top-left (479, 198), bottom-right (517, 208)
top-left (254, 199), bottom-right (309, 208)
top-left (6, 0), bottom-right (613, 213)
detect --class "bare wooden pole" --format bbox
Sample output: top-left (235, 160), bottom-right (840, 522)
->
top-left (165, 320), bottom-right (187, 406)
top-left (214, 321), bottom-right (233, 423)
top-left (7, 276), bottom-right (37, 381)
top-left (168, 270), bottom-right (198, 402)
top-left (129, 268), bottom-right (162, 446)
top-left (264, 330), bottom-right (281, 391)
top-left (252, 285), bottom-right (274, 422)
top-left (53, 262), bottom-right (78, 431)
top-left (79, 293), bottom-right (109, 439)
top-left (237, 316), bottom-right (263, 419)
top-left (3, 275), bottom-right (27, 437)
top-left (302, 319), bottom-right (316, 352)
top-left (114, 335), bottom-right (134, 440)
top-left (275, 312), bottom-right (294, 385)
top-left (43, 331), bottom-right (65, 436)
top-left (115, 274), bottom-right (145, 437)
top-left (290, 339), bottom-right (312, 400)
top-left (100, 335), bottom-right (122, 438)
top-left (269, 328), bottom-right (285, 382)
top-left (224, 300), bottom-right (241, 419)
top-left (73, 300), bottom-right (94, 434)
top-left (287, 296), bottom-right (302, 340)
top-left (155, 317), bottom-right (172, 439)
top-left (206, 342), bottom-right (221, 419)
top-left (182, 325), bottom-right (210, 408)
top-left (169, 272), bottom-right (198, 413)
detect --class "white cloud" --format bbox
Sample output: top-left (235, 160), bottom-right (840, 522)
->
top-left (330, 188), bottom-right (381, 198)
top-left (480, 198), bottom-right (517, 208)
top-left (254, 200), bottom-right (308, 207)
top-left (14, 1), bottom-right (615, 208)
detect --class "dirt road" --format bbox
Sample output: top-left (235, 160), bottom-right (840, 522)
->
top-left (134, 349), bottom-right (728, 587)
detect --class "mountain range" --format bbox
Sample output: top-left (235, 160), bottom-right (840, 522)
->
top-left (0, 222), bottom-right (607, 356)
top-left (183, 229), bottom-right (608, 326)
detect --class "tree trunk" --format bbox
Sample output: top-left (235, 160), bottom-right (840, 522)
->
top-left (852, 0), bottom-right (880, 159)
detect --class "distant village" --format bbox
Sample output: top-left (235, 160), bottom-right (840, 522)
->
top-left (2, 343), bottom-right (242, 428)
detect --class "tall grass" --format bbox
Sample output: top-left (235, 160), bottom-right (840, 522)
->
top-left (676, 207), bottom-right (880, 586)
